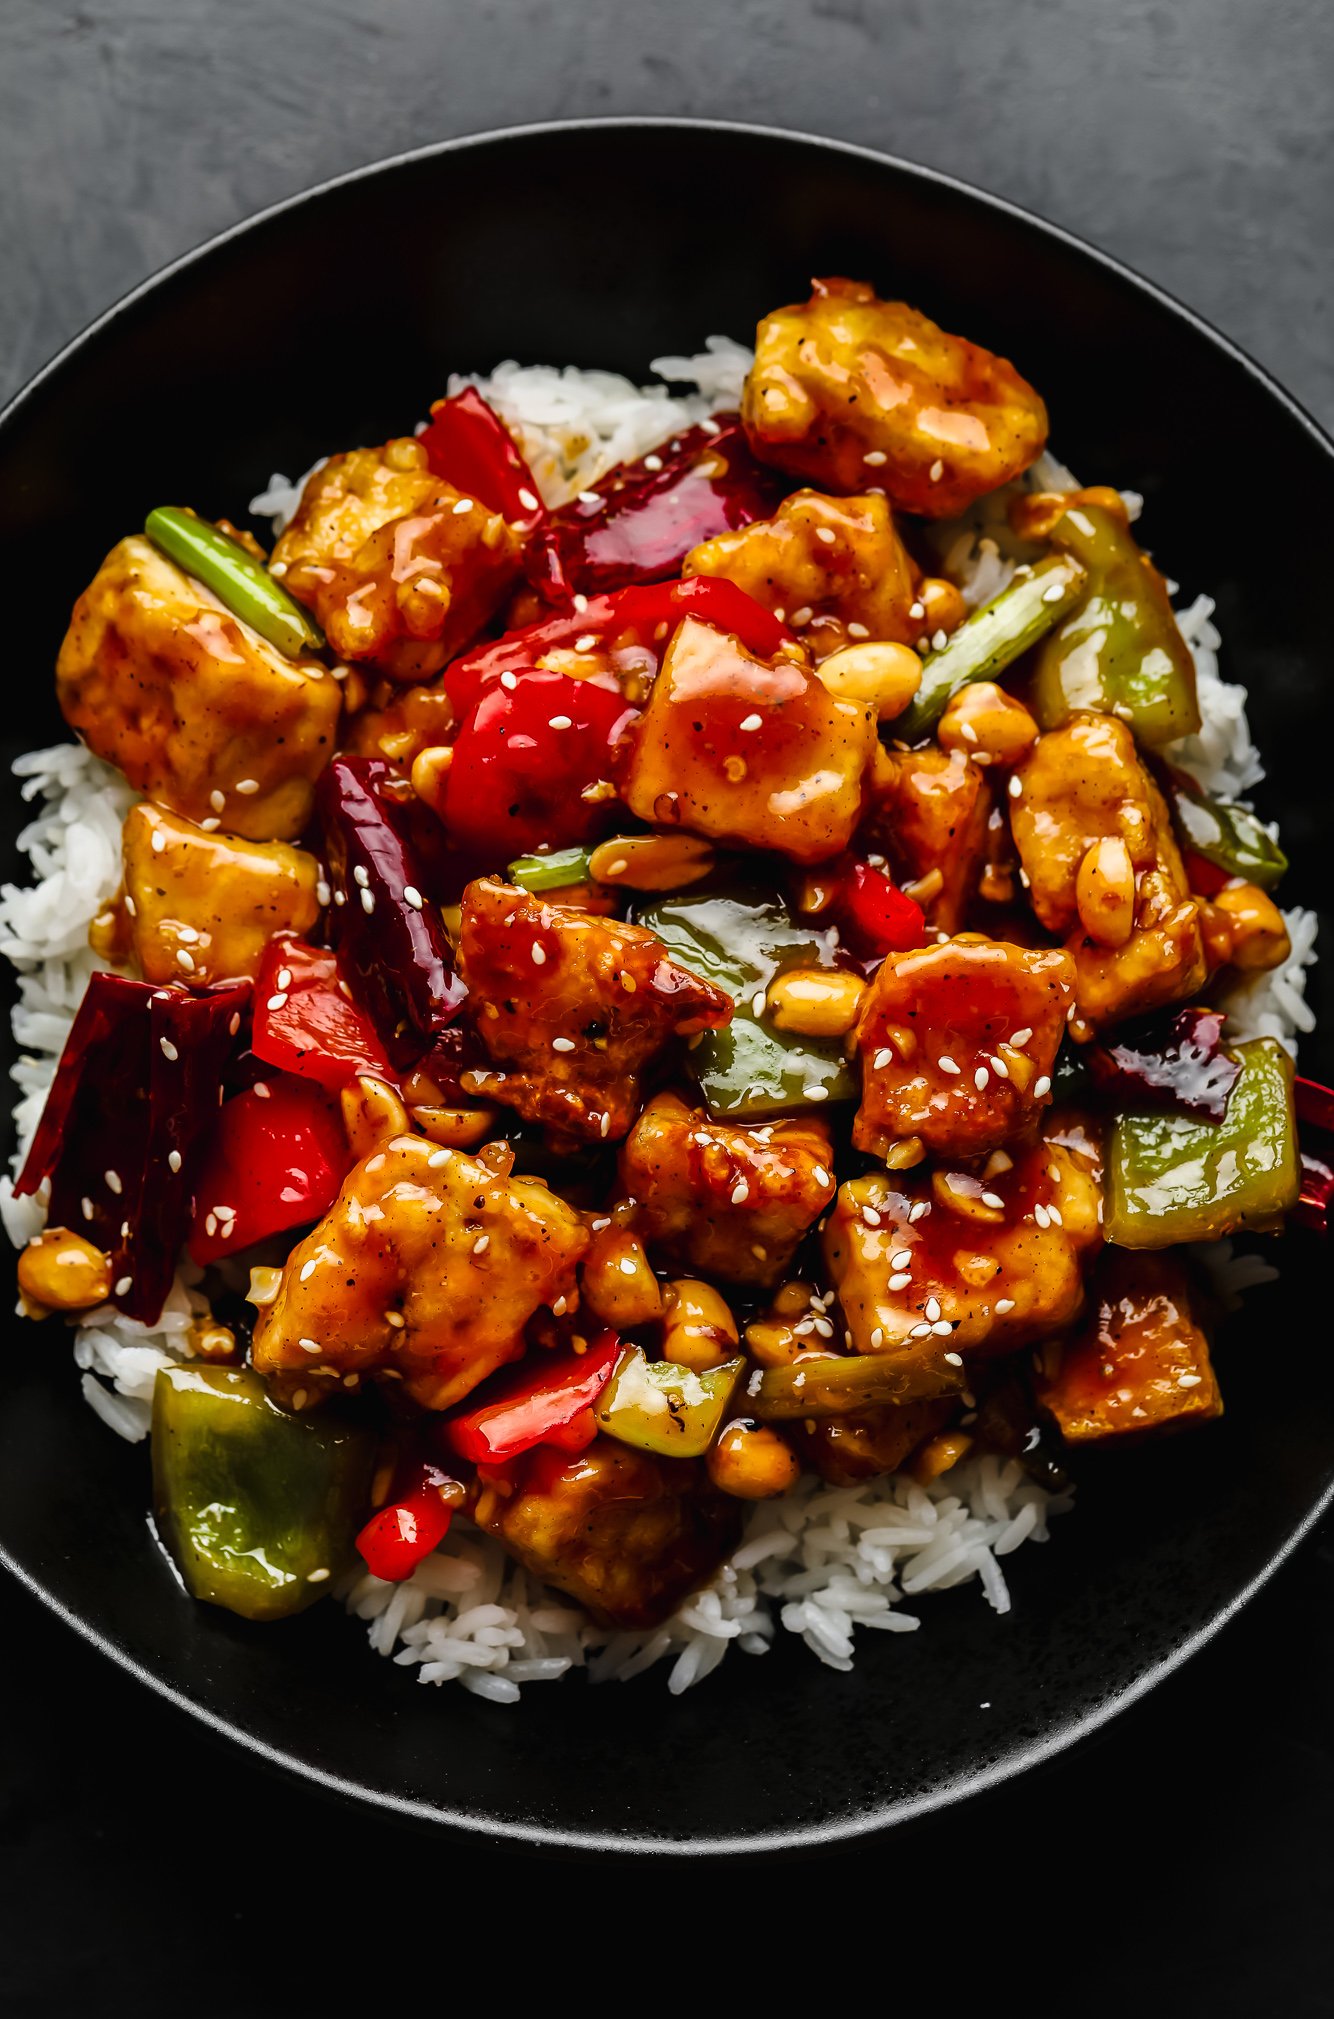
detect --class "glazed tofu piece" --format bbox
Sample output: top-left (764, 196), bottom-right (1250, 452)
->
top-left (1034, 1250), bottom-right (1221, 1443)
top-left (457, 878), bottom-right (732, 1143)
top-left (620, 1091), bottom-right (837, 1288)
top-left (824, 1129), bottom-right (1101, 1371)
top-left (56, 535), bottom-right (340, 841)
top-left (270, 439), bottom-right (520, 683)
top-left (472, 1439), bottom-right (740, 1629)
top-left (620, 616), bottom-right (878, 864)
top-left (122, 803), bottom-right (320, 986)
top-left (854, 936), bottom-right (1075, 1160)
top-left (791, 1398), bottom-right (955, 1487)
top-left (742, 277), bottom-right (1048, 518)
top-left (862, 744), bottom-right (993, 934)
top-left (1010, 712), bottom-right (1205, 1028)
top-left (251, 1135), bottom-right (589, 1411)
top-left (684, 490), bottom-right (919, 659)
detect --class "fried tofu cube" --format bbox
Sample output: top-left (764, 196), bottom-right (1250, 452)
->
top-left (271, 439), bottom-right (520, 683)
top-left (457, 878), bottom-right (733, 1143)
top-left (824, 1131), bottom-right (1101, 1372)
top-left (251, 1135), bottom-right (589, 1411)
top-left (56, 535), bottom-right (340, 841)
top-left (472, 1439), bottom-right (740, 1629)
top-left (619, 1091), bottom-right (836, 1288)
top-left (684, 490), bottom-right (919, 659)
top-left (854, 936), bottom-right (1074, 1160)
top-left (862, 744), bottom-right (993, 933)
top-left (1010, 713), bottom-right (1205, 1028)
top-left (621, 616), bottom-right (877, 864)
top-left (122, 802), bottom-right (319, 986)
top-left (742, 277), bottom-right (1048, 518)
top-left (1034, 1250), bottom-right (1221, 1443)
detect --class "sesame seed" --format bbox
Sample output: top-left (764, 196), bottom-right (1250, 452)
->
top-left (333, 889), bottom-right (346, 905)
top-left (151, 831), bottom-right (167, 854)
top-left (590, 1216), bottom-right (611, 1231)
top-left (925, 1296), bottom-right (942, 1322)
top-left (1033, 1075), bottom-right (1052, 1098)
top-left (909, 601), bottom-right (925, 621)
top-left (815, 526), bottom-right (836, 545)
top-left (552, 1036), bottom-right (576, 1053)
top-left (266, 992), bottom-right (288, 1011)
top-left (209, 789), bottom-right (226, 813)
top-left (889, 1272), bottom-right (911, 1291)
top-left (873, 1047), bottom-right (893, 1069)
top-left (890, 1249), bottom-right (912, 1268)
top-left (572, 593), bottom-right (589, 614)
top-left (253, 1081), bottom-right (270, 1099)
top-left (790, 606), bottom-right (813, 626)
top-left (427, 1149), bottom-right (451, 1168)
top-left (531, 942), bottom-right (547, 965)
top-left (929, 459), bottom-right (944, 482)
top-left (1010, 1027), bottom-right (1033, 1046)
top-left (944, 1350), bottom-right (963, 1365)
top-left (803, 1084), bottom-right (829, 1101)
top-left (274, 967), bottom-right (293, 992)
top-left (1177, 1372), bottom-right (1202, 1388)
top-left (235, 778), bottom-right (260, 795)
top-left (846, 621), bottom-right (870, 639)
top-left (974, 1066), bottom-right (990, 1091)
top-left (700, 417), bottom-right (720, 435)
top-left (114, 1276), bottom-right (132, 1297)
top-left (863, 449), bottom-right (887, 466)
top-left (500, 670), bottom-right (518, 691)
top-left (299, 1259), bottom-right (318, 1282)
top-left (360, 888), bottom-right (375, 914)
top-left (600, 1114), bottom-right (611, 1138)
top-left (739, 712), bottom-right (763, 731)
top-left (1042, 582), bottom-right (1066, 604)
top-left (731, 1180), bottom-right (750, 1205)
top-left (577, 491), bottom-right (602, 507)
top-left (548, 714), bottom-right (573, 730)
top-left (870, 1326), bottom-right (885, 1347)
top-left (105, 1170), bottom-right (123, 1195)
top-left (299, 1337), bottom-right (321, 1354)
top-left (518, 487), bottom-right (539, 512)
top-left (938, 1055), bottom-right (960, 1075)
top-left (159, 1037), bottom-right (179, 1062)
top-left (751, 990), bottom-right (767, 1017)
top-left (863, 1207), bottom-right (882, 1227)
top-left (385, 1309), bottom-right (406, 1327)
top-left (1034, 1203), bottom-right (1050, 1229)
top-left (813, 1317), bottom-right (834, 1339)
top-left (996, 1298), bottom-right (1016, 1315)
top-left (989, 1055), bottom-right (1009, 1079)
top-left (642, 454), bottom-right (663, 472)
top-left (908, 1201), bottom-right (929, 1222)
top-left (932, 628), bottom-right (948, 651)
top-left (813, 1165), bottom-right (831, 1188)
top-left (932, 1319), bottom-right (953, 1337)
top-left (123, 895), bottom-right (137, 916)
top-left (909, 1322), bottom-right (933, 1339)
top-left (168, 1150), bottom-right (182, 1174)
top-left (306, 1567), bottom-right (331, 1583)
top-left (81, 1198), bottom-right (93, 1221)
top-left (316, 879), bottom-right (331, 906)
top-left (473, 1235), bottom-right (490, 1256)
top-left (981, 1191), bottom-right (1006, 1210)
top-left (1048, 1205), bottom-right (1064, 1227)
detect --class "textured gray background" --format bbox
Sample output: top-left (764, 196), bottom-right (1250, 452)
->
top-left (3, 0), bottom-right (1332, 427)
top-left (2, 2), bottom-right (1332, 2010)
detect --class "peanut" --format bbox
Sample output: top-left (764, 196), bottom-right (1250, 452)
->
top-left (17, 1228), bottom-right (112, 1313)
top-left (1209, 880), bottom-right (1291, 972)
top-left (910, 1429), bottom-right (974, 1484)
top-left (707, 1421), bottom-right (801, 1499)
top-left (814, 639), bottom-right (922, 720)
top-left (1075, 837), bottom-right (1136, 948)
top-left (581, 1227), bottom-right (664, 1329)
top-left (409, 1103), bottom-right (499, 1149)
top-left (938, 681), bottom-right (1039, 766)
top-left (662, 1277), bottom-right (739, 1371)
top-left (409, 744), bottom-right (453, 816)
top-left (588, 832), bottom-right (717, 891)
top-left (341, 1075), bottom-right (410, 1158)
top-left (767, 967), bottom-right (867, 1038)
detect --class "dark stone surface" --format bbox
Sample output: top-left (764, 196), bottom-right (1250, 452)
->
top-left (1, 2), bottom-right (1331, 2008)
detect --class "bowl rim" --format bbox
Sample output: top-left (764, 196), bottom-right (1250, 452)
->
top-left (2, 113), bottom-right (1330, 1856)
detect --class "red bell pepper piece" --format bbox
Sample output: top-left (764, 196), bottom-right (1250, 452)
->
top-left (835, 861), bottom-right (928, 958)
top-left (1183, 849), bottom-right (1232, 899)
top-left (418, 387), bottom-right (549, 538)
top-left (438, 669), bottom-right (639, 860)
top-left (1088, 1005), bottom-right (1242, 1123)
top-left (355, 1462), bottom-right (457, 1581)
top-left (443, 575), bottom-right (794, 723)
top-left (442, 1330), bottom-right (622, 1465)
top-left (526, 415), bottom-right (784, 601)
top-left (251, 936), bottom-right (395, 1093)
top-left (187, 1073), bottom-right (350, 1265)
top-left (15, 972), bottom-right (248, 1323)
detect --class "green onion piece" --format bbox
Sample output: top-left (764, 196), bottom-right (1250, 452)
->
top-left (145, 507), bottom-right (324, 659)
top-left (1170, 779), bottom-right (1289, 890)
top-left (896, 552), bottom-right (1088, 744)
top-left (506, 846), bottom-right (596, 893)
top-left (748, 1349), bottom-right (965, 1419)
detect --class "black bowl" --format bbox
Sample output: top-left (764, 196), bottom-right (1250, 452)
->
top-left (0, 119), bottom-right (1330, 1855)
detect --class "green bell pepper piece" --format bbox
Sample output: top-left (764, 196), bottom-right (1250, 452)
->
top-left (895, 552), bottom-right (1088, 744)
top-left (506, 845), bottom-right (596, 893)
top-left (1029, 503), bottom-right (1200, 746)
top-left (1168, 775), bottom-right (1288, 890)
top-left (749, 1349), bottom-right (965, 1418)
top-left (594, 1348), bottom-right (744, 1458)
top-left (145, 506), bottom-right (325, 659)
top-left (637, 883), bottom-right (858, 1116)
top-left (152, 1365), bottom-right (374, 1620)
top-left (1105, 1036), bottom-right (1299, 1248)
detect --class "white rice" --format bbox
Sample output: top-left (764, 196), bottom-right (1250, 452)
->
top-left (0, 341), bottom-right (1317, 1694)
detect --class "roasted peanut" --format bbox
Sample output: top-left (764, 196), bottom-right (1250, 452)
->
top-left (588, 832), bottom-right (717, 891)
top-left (581, 1227), bottom-right (664, 1329)
top-left (909, 1429), bottom-right (974, 1484)
top-left (1009, 485), bottom-right (1130, 542)
top-left (409, 1103), bottom-right (499, 1148)
top-left (917, 575), bottom-right (968, 637)
top-left (937, 681), bottom-right (1039, 766)
top-left (17, 1228), bottom-right (113, 1312)
top-left (742, 1317), bottom-right (806, 1367)
top-left (1209, 880), bottom-right (1291, 972)
top-left (707, 1420), bottom-right (802, 1499)
top-left (932, 1169), bottom-right (1005, 1223)
top-left (410, 743), bottom-right (453, 816)
top-left (767, 966), bottom-right (867, 1038)
top-left (341, 1075), bottom-right (410, 1157)
top-left (189, 1321), bottom-right (239, 1363)
top-left (1075, 836), bottom-right (1136, 949)
top-left (661, 1277), bottom-right (739, 1371)
top-left (814, 639), bottom-right (922, 720)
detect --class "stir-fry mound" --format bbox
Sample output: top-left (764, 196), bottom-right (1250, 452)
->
top-left (622, 614), bottom-right (878, 863)
top-left (250, 1135), bottom-right (589, 1411)
top-left (742, 277), bottom-right (1049, 517)
top-left (57, 534), bottom-right (339, 840)
top-left (619, 1091), bottom-right (836, 1288)
top-left (121, 803), bottom-right (321, 986)
top-left (457, 877), bottom-right (734, 1142)
top-left (271, 439), bottom-right (521, 683)
top-left (1034, 1250), bottom-right (1222, 1441)
top-left (684, 488), bottom-right (921, 657)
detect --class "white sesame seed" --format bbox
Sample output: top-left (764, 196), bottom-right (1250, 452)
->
top-left (974, 1066), bottom-right (990, 1091)
top-left (235, 778), bottom-right (259, 795)
top-left (932, 628), bottom-right (948, 651)
top-left (1177, 1372), bottom-right (1203, 1388)
top-left (500, 670), bottom-right (519, 691)
top-left (427, 1148), bottom-right (451, 1168)
top-left (803, 1084), bottom-right (829, 1101)
top-left (397, 886), bottom-right (422, 912)
top-left (158, 1037), bottom-right (179, 1062)
top-left (1048, 1205), bottom-right (1063, 1227)
top-left (1033, 1075), bottom-right (1052, 1098)
top-left (925, 1296), bottom-right (942, 1322)
top-left (175, 948), bottom-right (195, 972)
top-left (1034, 1203), bottom-right (1050, 1229)
top-left (862, 1207), bottom-right (882, 1227)
top-left (846, 621), bottom-right (870, 639)
top-left (252, 1081), bottom-right (270, 1099)
top-left (863, 449), bottom-right (887, 466)
top-left (870, 1326), bottom-right (885, 1348)
top-left (909, 601), bottom-right (925, 621)
top-left (908, 1201), bottom-right (929, 1222)
top-left (981, 1191), bottom-right (1006, 1210)
top-left (384, 1309), bottom-right (406, 1327)
top-left (551, 1036), bottom-right (576, 1053)
top-left (739, 712), bottom-right (763, 732)
top-left (1042, 582), bottom-right (1065, 604)
top-left (996, 1298), bottom-right (1016, 1315)
top-left (333, 889), bottom-right (346, 905)
top-left (548, 714), bottom-right (573, 730)
top-left (299, 1337), bottom-right (321, 1354)
top-left (929, 459), bottom-right (944, 482)
top-left (360, 887), bottom-right (375, 914)
top-left (531, 942), bottom-right (547, 965)
top-left (890, 1249), bottom-right (912, 1268)
top-left (518, 487), bottom-right (539, 512)
top-left (889, 1272), bottom-right (911, 1291)
top-left (600, 1113), bottom-right (611, 1138)
top-left (873, 1047), bottom-right (893, 1069)
top-left (909, 1322), bottom-right (933, 1339)
top-left (78, 1195), bottom-right (94, 1219)
top-left (750, 990), bottom-right (767, 1017)
top-left (473, 1234), bottom-right (490, 1255)
top-left (1010, 1027), bottom-right (1033, 1046)
top-left (944, 1350), bottom-right (963, 1365)
top-left (266, 992), bottom-right (288, 1011)
top-left (731, 1180), bottom-right (750, 1205)
top-left (815, 526), bottom-right (836, 545)
top-left (789, 605), bottom-right (813, 627)
top-left (937, 1055), bottom-right (960, 1075)
top-left (577, 492), bottom-right (602, 507)
top-left (989, 1055), bottom-right (1009, 1079)
top-left (1008, 775), bottom-right (1023, 800)
top-left (114, 1275), bottom-right (132, 1297)
top-left (316, 879), bottom-right (331, 908)
top-left (813, 1317), bottom-right (834, 1339)
top-left (813, 1165), bottom-right (831, 1188)
top-left (931, 1319), bottom-right (953, 1337)
top-left (150, 830), bottom-right (167, 855)
top-left (105, 1170), bottom-right (123, 1196)
top-left (306, 1567), bottom-right (331, 1583)
top-left (642, 453), bottom-right (663, 472)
